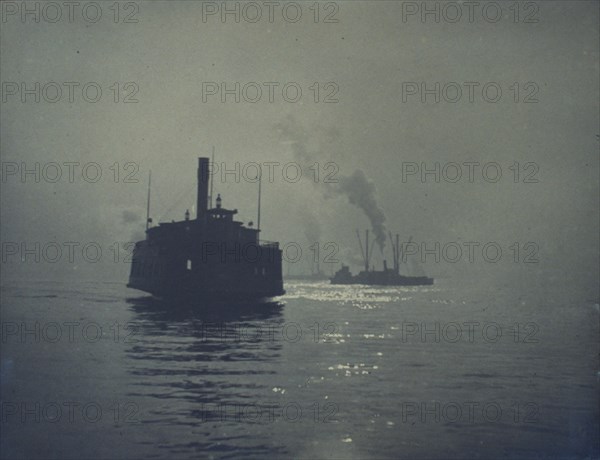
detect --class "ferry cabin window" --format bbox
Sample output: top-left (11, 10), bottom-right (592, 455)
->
top-left (187, 259), bottom-right (192, 271)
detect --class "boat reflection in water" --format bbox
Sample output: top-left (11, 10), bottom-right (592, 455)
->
top-left (123, 295), bottom-right (289, 458)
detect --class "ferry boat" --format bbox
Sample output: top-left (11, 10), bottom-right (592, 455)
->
top-left (127, 157), bottom-right (285, 300)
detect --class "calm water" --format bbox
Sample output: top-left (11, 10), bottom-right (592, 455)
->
top-left (1, 280), bottom-right (598, 459)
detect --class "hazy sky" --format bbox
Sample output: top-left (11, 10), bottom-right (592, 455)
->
top-left (1, 1), bottom-right (598, 299)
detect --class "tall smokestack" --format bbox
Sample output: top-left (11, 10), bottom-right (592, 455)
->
top-left (197, 157), bottom-right (209, 219)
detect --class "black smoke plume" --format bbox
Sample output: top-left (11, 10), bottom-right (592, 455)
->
top-left (275, 115), bottom-right (387, 252)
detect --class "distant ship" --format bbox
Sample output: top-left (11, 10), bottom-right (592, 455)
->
top-left (331, 230), bottom-right (434, 286)
top-left (127, 157), bottom-right (285, 300)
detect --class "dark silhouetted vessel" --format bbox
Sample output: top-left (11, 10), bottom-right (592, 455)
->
top-left (331, 230), bottom-right (434, 286)
top-left (127, 158), bottom-right (285, 300)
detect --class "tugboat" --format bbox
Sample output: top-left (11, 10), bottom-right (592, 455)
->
top-left (331, 230), bottom-right (434, 286)
top-left (127, 157), bottom-right (285, 300)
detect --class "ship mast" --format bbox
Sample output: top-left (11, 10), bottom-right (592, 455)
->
top-left (145, 170), bottom-right (152, 231)
top-left (396, 233), bottom-right (400, 274)
top-left (356, 229), bottom-right (365, 269)
top-left (365, 229), bottom-right (369, 272)
top-left (209, 146), bottom-right (215, 208)
top-left (368, 232), bottom-right (375, 271)
top-left (388, 232), bottom-right (401, 274)
top-left (389, 231), bottom-right (396, 273)
top-left (257, 167), bottom-right (262, 233)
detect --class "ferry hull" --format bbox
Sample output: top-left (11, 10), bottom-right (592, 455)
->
top-left (127, 280), bottom-right (285, 300)
top-left (128, 240), bottom-right (285, 300)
